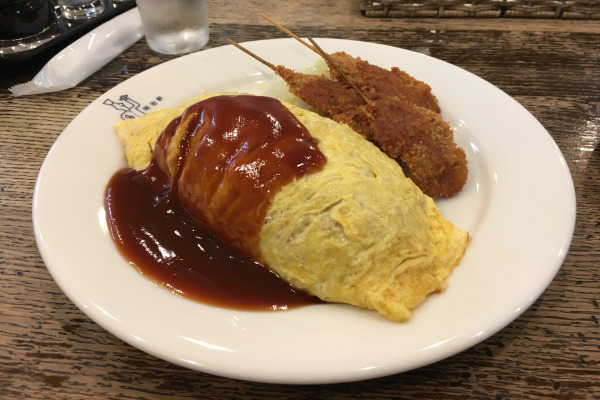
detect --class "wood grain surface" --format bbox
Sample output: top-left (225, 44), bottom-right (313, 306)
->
top-left (1, 1), bottom-right (599, 398)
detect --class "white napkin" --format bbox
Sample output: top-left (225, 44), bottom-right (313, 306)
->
top-left (10, 7), bottom-right (143, 96)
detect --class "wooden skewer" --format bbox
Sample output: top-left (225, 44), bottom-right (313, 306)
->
top-left (305, 35), bottom-right (373, 107)
top-left (259, 14), bottom-right (317, 53)
top-left (227, 35), bottom-right (372, 107)
top-left (257, 15), bottom-right (371, 106)
top-left (226, 38), bottom-right (276, 70)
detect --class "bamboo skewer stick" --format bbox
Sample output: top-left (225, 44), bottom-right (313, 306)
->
top-left (226, 35), bottom-right (372, 107)
top-left (226, 38), bottom-right (276, 70)
top-left (259, 14), bottom-right (317, 53)
top-left (258, 15), bottom-right (372, 106)
top-left (305, 35), bottom-right (373, 107)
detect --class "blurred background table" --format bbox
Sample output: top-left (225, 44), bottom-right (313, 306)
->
top-left (1, 1), bottom-right (599, 398)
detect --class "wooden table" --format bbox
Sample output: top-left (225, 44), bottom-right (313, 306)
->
top-left (1, 1), bottom-right (599, 398)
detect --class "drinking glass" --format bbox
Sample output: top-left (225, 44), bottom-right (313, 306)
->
top-left (136, 0), bottom-right (209, 55)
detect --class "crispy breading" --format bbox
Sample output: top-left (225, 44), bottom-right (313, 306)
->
top-left (328, 51), bottom-right (441, 114)
top-left (275, 66), bottom-right (468, 198)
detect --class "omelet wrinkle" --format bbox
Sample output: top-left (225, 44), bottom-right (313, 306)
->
top-left (260, 105), bottom-right (468, 321)
top-left (114, 92), bottom-right (468, 322)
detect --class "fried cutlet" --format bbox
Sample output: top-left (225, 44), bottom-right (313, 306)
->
top-left (327, 51), bottom-right (441, 114)
top-left (275, 66), bottom-right (468, 198)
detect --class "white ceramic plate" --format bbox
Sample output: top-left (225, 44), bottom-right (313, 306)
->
top-left (33, 38), bottom-right (576, 384)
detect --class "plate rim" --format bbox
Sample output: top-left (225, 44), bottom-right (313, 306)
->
top-left (32, 38), bottom-right (576, 384)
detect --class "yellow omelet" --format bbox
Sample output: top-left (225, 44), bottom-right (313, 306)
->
top-left (113, 92), bottom-right (468, 322)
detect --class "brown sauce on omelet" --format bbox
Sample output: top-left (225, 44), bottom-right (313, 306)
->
top-left (105, 95), bottom-right (325, 310)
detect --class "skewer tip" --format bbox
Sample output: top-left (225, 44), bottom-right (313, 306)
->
top-left (226, 38), bottom-right (276, 71)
